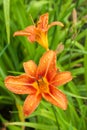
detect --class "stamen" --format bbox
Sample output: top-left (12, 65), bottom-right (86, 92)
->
top-left (36, 80), bottom-right (39, 86)
top-left (38, 75), bottom-right (42, 79)
top-left (41, 78), bottom-right (44, 82)
top-left (33, 77), bottom-right (49, 93)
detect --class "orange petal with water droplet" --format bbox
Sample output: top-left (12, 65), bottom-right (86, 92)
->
top-left (51, 71), bottom-right (72, 87)
top-left (36, 50), bottom-right (57, 79)
top-left (43, 85), bottom-right (67, 110)
top-left (48, 21), bottom-right (64, 29)
top-left (23, 60), bottom-right (37, 80)
top-left (5, 74), bottom-right (36, 94)
top-left (13, 26), bottom-right (36, 42)
top-left (23, 94), bottom-right (42, 116)
top-left (37, 13), bottom-right (48, 31)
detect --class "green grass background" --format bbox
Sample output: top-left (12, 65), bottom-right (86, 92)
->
top-left (0, 0), bottom-right (87, 130)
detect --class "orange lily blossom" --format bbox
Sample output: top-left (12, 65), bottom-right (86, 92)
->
top-left (13, 13), bottom-right (64, 50)
top-left (5, 50), bottom-right (72, 116)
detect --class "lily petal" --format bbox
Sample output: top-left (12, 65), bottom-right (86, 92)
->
top-left (23, 60), bottom-right (37, 80)
top-left (50, 71), bottom-right (72, 87)
top-left (36, 50), bottom-right (57, 80)
top-left (48, 21), bottom-right (64, 29)
top-left (23, 94), bottom-right (42, 116)
top-left (37, 13), bottom-right (48, 31)
top-left (13, 26), bottom-right (36, 42)
top-left (42, 85), bottom-right (67, 110)
top-left (5, 74), bottom-right (36, 94)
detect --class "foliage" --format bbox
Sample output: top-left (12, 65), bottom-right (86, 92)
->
top-left (0, 0), bottom-right (87, 130)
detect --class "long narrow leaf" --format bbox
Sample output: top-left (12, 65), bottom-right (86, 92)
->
top-left (3, 0), bottom-right (10, 44)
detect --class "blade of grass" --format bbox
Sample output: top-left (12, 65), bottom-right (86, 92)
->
top-left (84, 31), bottom-right (87, 91)
top-left (5, 122), bottom-right (58, 130)
top-left (3, 0), bottom-right (10, 44)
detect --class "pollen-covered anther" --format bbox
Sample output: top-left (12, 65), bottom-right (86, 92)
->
top-left (33, 77), bottom-right (49, 93)
top-left (39, 78), bottom-right (49, 93)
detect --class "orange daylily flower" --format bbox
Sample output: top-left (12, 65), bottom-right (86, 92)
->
top-left (5, 50), bottom-right (72, 116)
top-left (13, 13), bottom-right (64, 50)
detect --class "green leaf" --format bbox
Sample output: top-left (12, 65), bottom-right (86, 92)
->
top-left (3, 0), bottom-right (10, 44)
top-left (6, 122), bottom-right (58, 130)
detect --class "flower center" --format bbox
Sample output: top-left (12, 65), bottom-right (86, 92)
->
top-left (33, 77), bottom-right (49, 93)
top-left (35, 29), bottom-right (48, 50)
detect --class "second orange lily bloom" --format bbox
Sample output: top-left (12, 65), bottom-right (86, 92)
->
top-left (5, 50), bottom-right (72, 116)
top-left (14, 13), bottom-right (64, 50)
